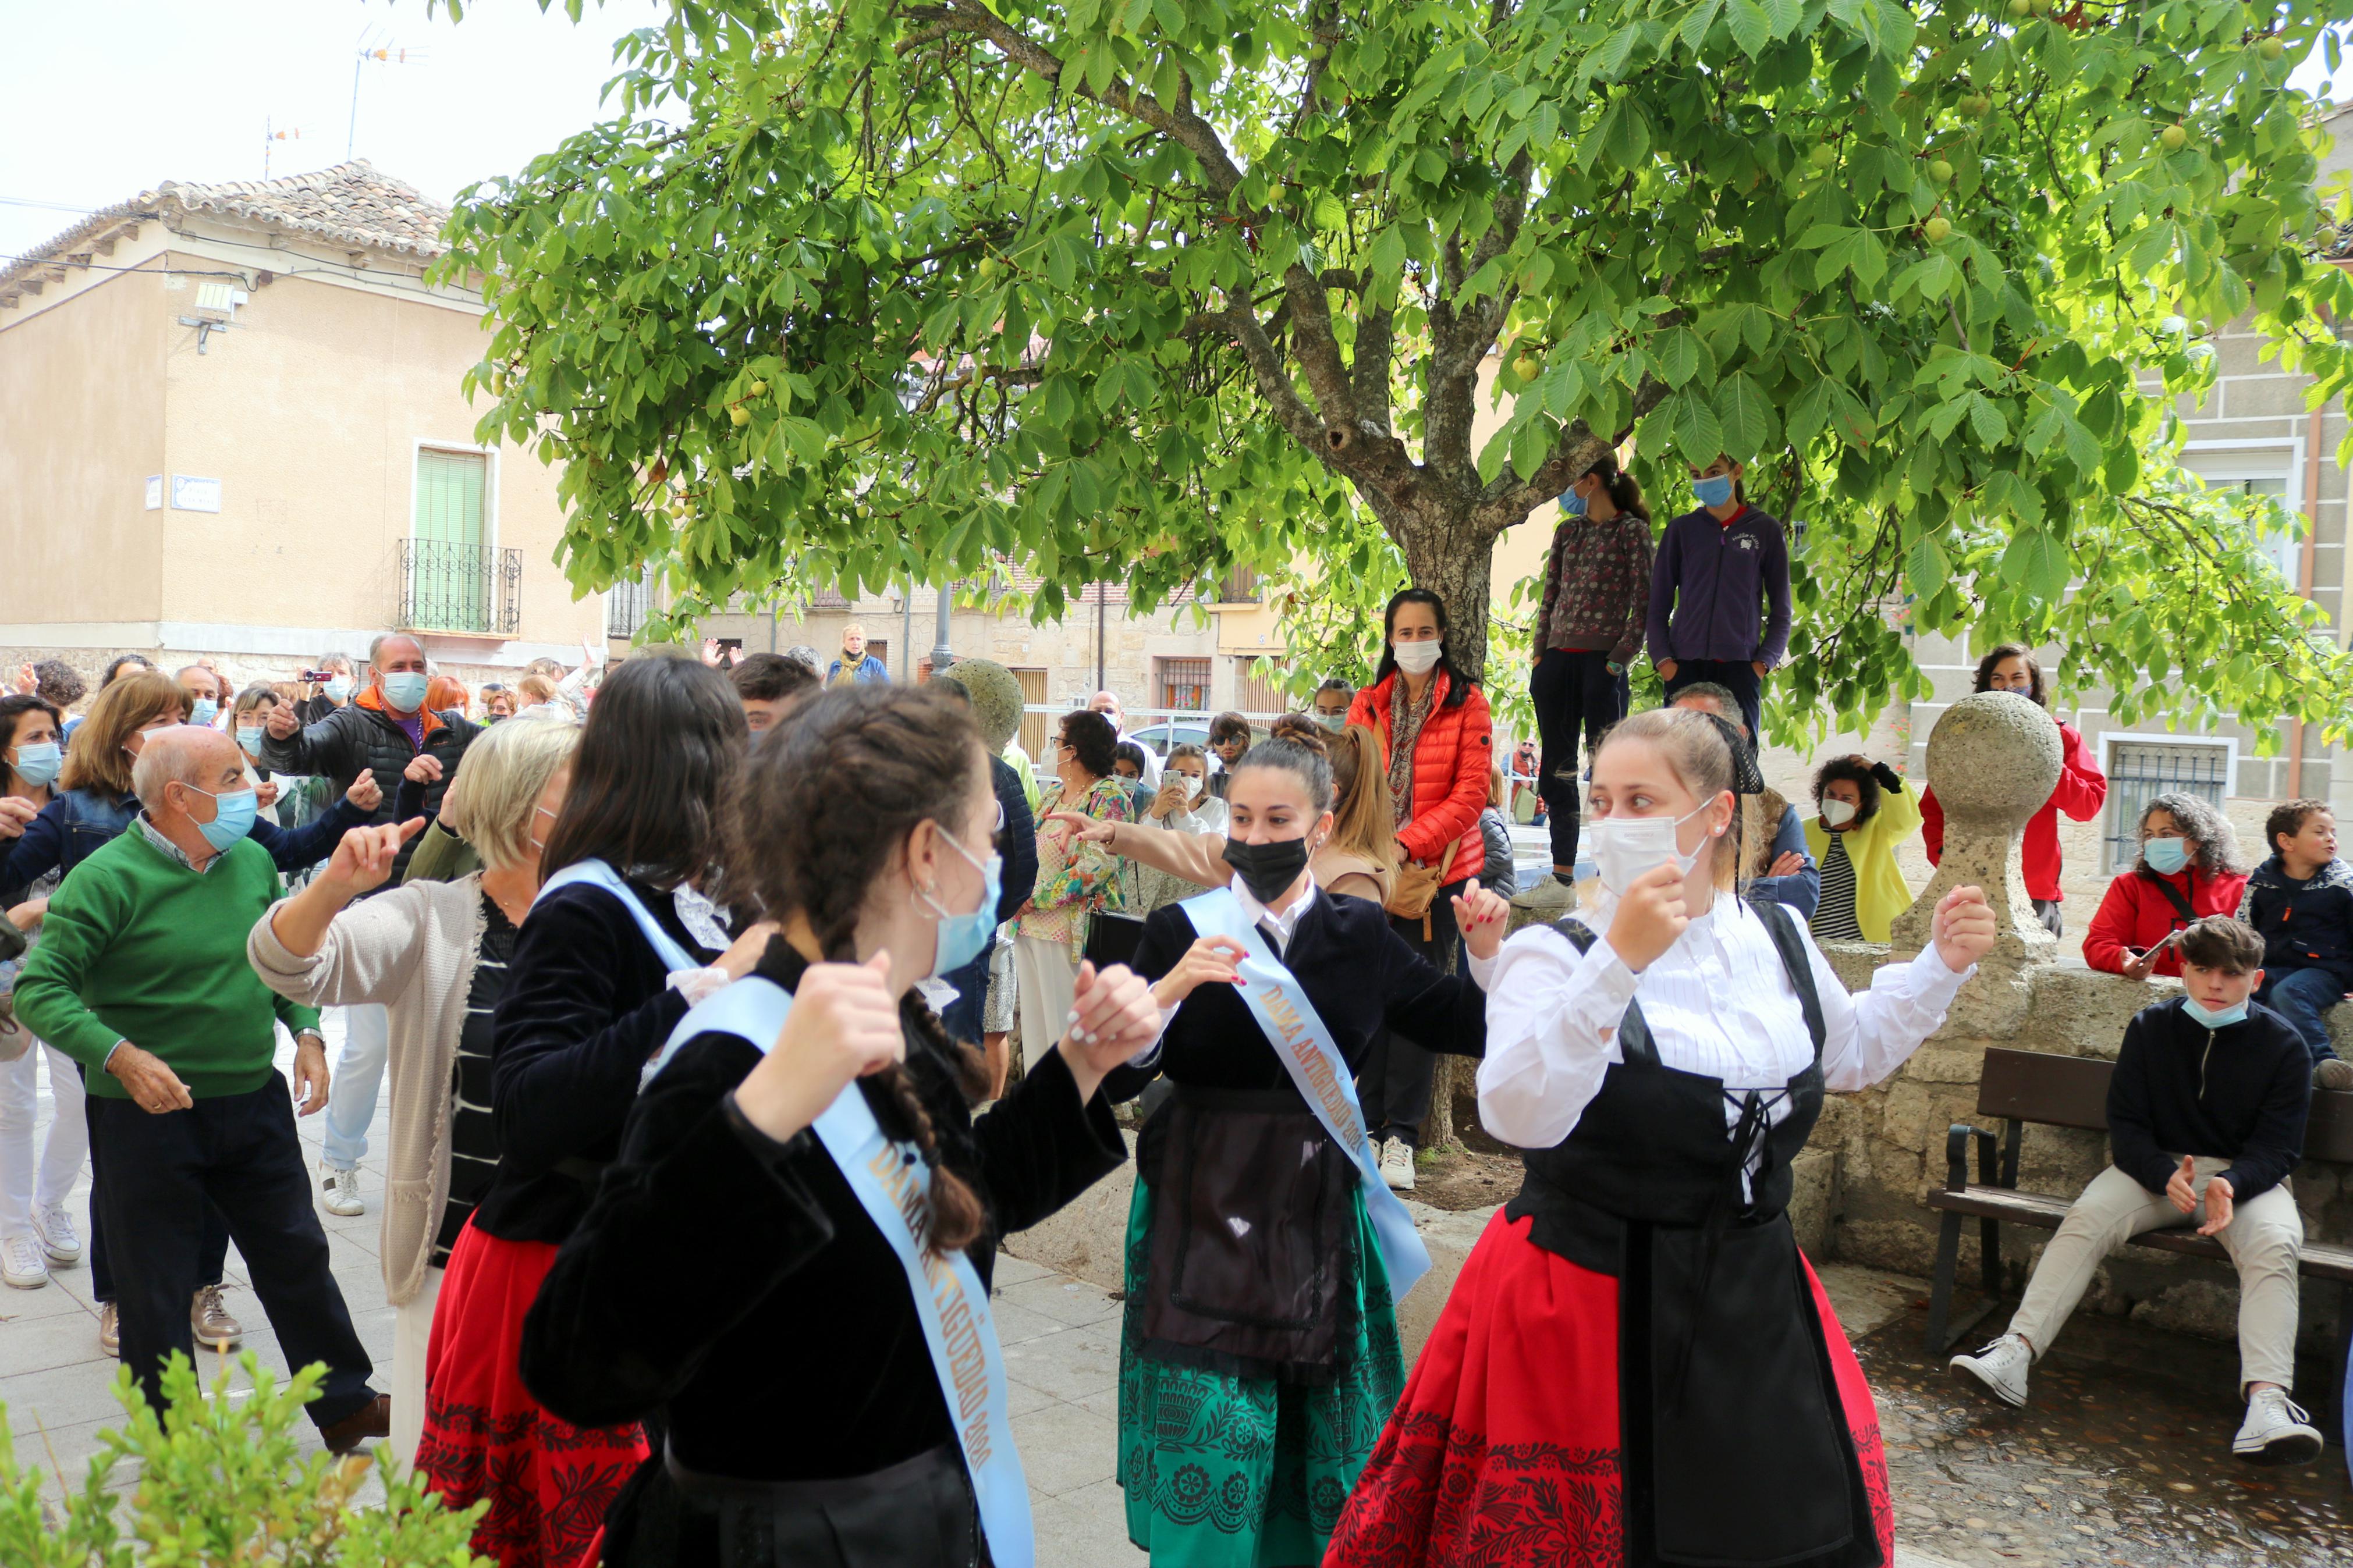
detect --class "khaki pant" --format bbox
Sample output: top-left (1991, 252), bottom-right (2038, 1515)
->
top-left (1013, 934), bottom-right (1080, 1073)
top-left (2007, 1158), bottom-right (2302, 1392)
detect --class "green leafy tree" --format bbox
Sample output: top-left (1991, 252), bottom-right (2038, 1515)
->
top-left (442, 0), bottom-right (2353, 739)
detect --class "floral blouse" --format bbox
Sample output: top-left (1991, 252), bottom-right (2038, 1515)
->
top-left (1011, 774), bottom-right (1134, 947)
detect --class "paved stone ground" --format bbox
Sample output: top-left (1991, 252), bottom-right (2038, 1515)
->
top-left (1, 1014), bottom-right (2337, 1566)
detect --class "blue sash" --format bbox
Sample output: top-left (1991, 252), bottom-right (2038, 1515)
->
top-left (648, 978), bottom-right (1035, 1567)
top-left (535, 858), bottom-right (700, 974)
top-left (1177, 887), bottom-right (1433, 1301)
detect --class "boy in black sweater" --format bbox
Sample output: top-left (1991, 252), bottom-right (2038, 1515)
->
top-left (1951, 918), bottom-right (2322, 1465)
top-left (2236, 797), bottom-right (2353, 1090)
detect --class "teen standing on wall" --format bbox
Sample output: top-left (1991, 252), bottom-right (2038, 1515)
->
top-left (1530, 456), bottom-right (1653, 884)
top-left (1646, 454), bottom-right (1791, 740)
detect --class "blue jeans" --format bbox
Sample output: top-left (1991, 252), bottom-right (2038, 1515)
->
top-left (322, 1004), bottom-right (389, 1171)
top-left (2254, 966), bottom-right (2346, 1063)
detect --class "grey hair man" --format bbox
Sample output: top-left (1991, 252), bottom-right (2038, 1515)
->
top-left (14, 726), bottom-right (388, 1452)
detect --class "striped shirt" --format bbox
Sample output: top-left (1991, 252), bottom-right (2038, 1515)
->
top-left (434, 894), bottom-right (517, 1266)
top-left (1814, 835), bottom-right (1865, 942)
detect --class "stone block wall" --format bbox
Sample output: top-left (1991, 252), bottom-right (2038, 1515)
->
top-left (1814, 947), bottom-right (2352, 1354)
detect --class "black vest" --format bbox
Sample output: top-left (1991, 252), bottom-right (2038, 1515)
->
top-left (1509, 899), bottom-right (1882, 1568)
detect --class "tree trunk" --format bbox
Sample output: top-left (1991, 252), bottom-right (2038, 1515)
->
top-left (1394, 499), bottom-right (1500, 683)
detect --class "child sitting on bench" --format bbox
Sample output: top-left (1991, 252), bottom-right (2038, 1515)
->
top-left (1950, 916), bottom-right (2322, 1464)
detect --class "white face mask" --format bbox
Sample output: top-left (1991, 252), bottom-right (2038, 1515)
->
top-left (1392, 640), bottom-right (1443, 675)
top-left (1589, 802), bottom-right (1716, 895)
top-left (1177, 773), bottom-right (1203, 802)
top-left (1821, 798), bottom-right (1858, 829)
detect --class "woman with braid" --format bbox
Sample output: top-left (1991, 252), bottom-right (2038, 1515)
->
top-left (414, 656), bottom-right (775, 1568)
top-left (520, 684), bottom-right (1158, 1566)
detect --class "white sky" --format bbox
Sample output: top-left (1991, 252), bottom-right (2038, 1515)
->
top-left (1, 5), bottom-right (2348, 266)
top-left (0, 0), bottom-right (670, 262)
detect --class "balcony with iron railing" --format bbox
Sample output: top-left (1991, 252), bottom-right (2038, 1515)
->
top-left (400, 539), bottom-right (522, 637)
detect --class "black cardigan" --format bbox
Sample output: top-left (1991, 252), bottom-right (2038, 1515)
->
top-left (1102, 888), bottom-right (1486, 1103)
top-left (480, 876), bottom-right (719, 1245)
top-left (2108, 995), bottom-right (2312, 1204)
top-left (520, 943), bottom-right (1124, 1487)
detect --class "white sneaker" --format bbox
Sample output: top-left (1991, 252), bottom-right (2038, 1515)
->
top-left (33, 1203), bottom-right (81, 1264)
top-left (1378, 1136), bottom-right (1416, 1192)
top-left (0, 1233), bottom-right (48, 1289)
top-left (2234, 1387), bottom-right (2323, 1466)
top-left (321, 1163), bottom-right (365, 1217)
top-left (1949, 1332), bottom-right (2032, 1407)
top-left (2314, 1057), bottom-right (2353, 1092)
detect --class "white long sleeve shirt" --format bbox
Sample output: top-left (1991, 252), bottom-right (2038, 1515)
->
top-left (1470, 893), bottom-right (1973, 1154)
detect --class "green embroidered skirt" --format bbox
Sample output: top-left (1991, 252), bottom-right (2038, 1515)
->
top-left (1116, 1174), bottom-right (1404, 1566)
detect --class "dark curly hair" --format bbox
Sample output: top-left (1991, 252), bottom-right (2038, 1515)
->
top-left (734, 684), bottom-right (992, 1257)
top-left (540, 653), bottom-right (747, 894)
top-left (1057, 709), bottom-right (1118, 778)
top-left (1811, 755), bottom-right (1883, 825)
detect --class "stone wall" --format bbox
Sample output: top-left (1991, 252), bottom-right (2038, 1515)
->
top-left (1813, 949), bottom-right (2353, 1354)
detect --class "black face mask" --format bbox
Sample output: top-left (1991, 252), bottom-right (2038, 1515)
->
top-left (1222, 834), bottom-right (1311, 904)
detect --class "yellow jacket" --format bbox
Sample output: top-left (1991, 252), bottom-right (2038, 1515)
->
top-left (1802, 781), bottom-right (1923, 943)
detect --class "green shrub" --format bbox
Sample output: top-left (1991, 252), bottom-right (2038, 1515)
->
top-left (0, 1352), bottom-right (489, 1566)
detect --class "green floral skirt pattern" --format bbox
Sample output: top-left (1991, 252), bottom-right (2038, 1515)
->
top-left (1116, 1176), bottom-right (1404, 1566)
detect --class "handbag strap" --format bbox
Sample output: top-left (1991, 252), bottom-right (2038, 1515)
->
top-left (2136, 866), bottom-right (2199, 926)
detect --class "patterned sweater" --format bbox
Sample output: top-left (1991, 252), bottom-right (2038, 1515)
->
top-left (1536, 512), bottom-right (1654, 663)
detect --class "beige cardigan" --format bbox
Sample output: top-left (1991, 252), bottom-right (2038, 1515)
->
top-left (247, 874), bottom-right (487, 1307)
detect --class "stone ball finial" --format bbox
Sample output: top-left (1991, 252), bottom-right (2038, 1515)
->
top-left (1922, 691), bottom-right (2063, 827)
top-left (936, 657), bottom-right (1024, 753)
top-left (1889, 689), bottom-right (2066, 981)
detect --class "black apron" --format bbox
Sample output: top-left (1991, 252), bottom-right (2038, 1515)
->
top-left (1135, 1083), bottom-right (1357, 1382)
top-left (1507, 901), bottom-right (1882, 1568)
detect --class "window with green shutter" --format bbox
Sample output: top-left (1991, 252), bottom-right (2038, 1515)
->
top-left (411, 450), bottom-right (489, 631)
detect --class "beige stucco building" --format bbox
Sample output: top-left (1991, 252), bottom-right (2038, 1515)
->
top-left (0, 161), bottom-right (606, 694)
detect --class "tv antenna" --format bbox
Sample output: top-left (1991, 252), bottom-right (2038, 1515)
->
top-left (347, 30), bottom-right (428, 160)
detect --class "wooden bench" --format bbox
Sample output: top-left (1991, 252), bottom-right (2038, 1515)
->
top-left (1925, 1046), bottom-right (2353, 1418)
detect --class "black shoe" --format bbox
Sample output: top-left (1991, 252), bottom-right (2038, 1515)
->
top-left (320, 1393), bottom-right (392, 1456)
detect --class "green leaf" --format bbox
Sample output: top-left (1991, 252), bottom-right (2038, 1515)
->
top-left (1727, 0), bottom-right (1772, 56)
top-left (1656, 327), bottom-right (1702, 387)
top-left (1905, 532), bottom-right (1949, 597)
top-left (1673, 390), bottom-right (1725, 463)
top-left (2001, 528), bottom-right (2071, 602)
top-left (1716, 372), bottom-right (1781, 457)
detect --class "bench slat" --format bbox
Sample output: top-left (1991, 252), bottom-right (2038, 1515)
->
top-left (1975, 1045), bottom-right (2353, 1161)
top-left (1925, 1184), bottom-right (2353, 1283)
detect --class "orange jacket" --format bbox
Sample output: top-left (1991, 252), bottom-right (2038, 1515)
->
top-left (1348, 671), bottom-right (1493, 884)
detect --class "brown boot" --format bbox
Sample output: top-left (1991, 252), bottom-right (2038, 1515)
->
top-left (320, 1393), bottom-right (392, 1457)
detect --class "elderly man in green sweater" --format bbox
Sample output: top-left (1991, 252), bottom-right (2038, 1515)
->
top-left (17, 726), bottom-right (388, 1452)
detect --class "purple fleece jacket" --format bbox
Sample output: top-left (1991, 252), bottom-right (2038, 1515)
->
top-left (1645, 504), bottom-right (1793, 666)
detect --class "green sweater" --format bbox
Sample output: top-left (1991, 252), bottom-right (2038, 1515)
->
top-left (16, 824), bottom-right (321, 1100)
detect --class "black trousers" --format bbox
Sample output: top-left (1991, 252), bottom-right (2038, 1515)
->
top-left (1662, 657), bottom-right (1763, 739)
top-left (86, 1073), bottom-right (376, 1428)
top-left (86, 1087), bottom-right (232, 1302)
top-left (1529, 649), bottom-right (1628, 869)
top-left (1360, 879), bottom-right (1467, 1150)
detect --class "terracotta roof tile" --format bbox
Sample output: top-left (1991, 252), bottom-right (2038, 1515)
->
top-left (2, 160), bottom-right (449, 303)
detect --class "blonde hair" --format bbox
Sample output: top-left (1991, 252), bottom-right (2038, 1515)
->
top-left (60, 671), bottom-right (187, 797)
top-left (440, 716), bottom-right (580, 871)
top-left (517, 672), bottom-right (559, 705)
top-left (1598, 707), bottom-right (1738, 891)
top-left (1327, 724), bottom-right (1401, 880)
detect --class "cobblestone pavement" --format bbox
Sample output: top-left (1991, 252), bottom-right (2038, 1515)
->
top-left (2, 1015), bottom-right (2342, 1565)
top-left (1859, 1299), bottom-right (2352, 1566)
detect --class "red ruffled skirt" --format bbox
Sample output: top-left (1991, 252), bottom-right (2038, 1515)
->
top-left (1324, 1210), bottom-right (1894, 1568)
top-left (414, 1220), bottom-right (650, 1568)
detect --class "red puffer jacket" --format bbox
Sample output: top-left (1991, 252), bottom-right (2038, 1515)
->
top-left (1349, 671), bottom-right (1493, 884)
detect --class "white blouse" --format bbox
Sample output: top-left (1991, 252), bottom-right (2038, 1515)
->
top-left (1470, 893), bottom-right (1973, 1155)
